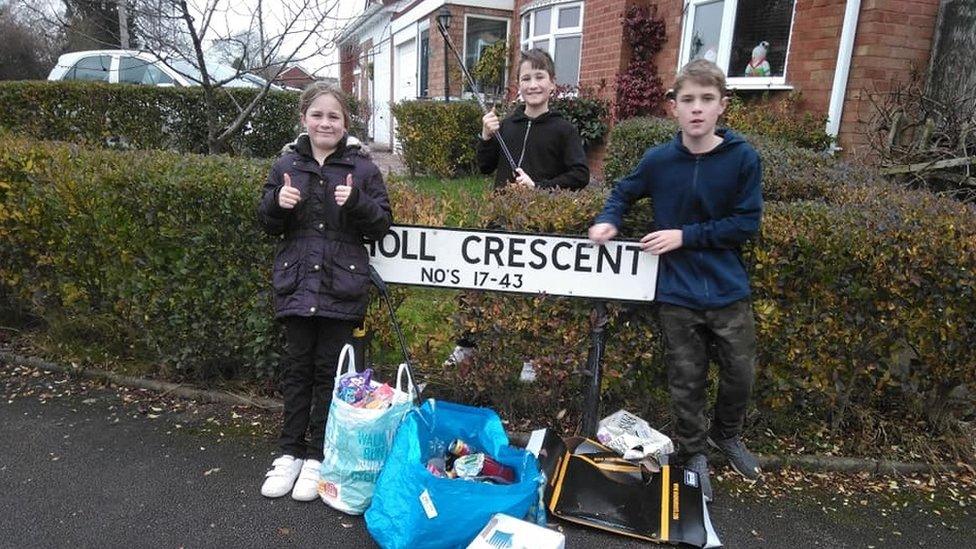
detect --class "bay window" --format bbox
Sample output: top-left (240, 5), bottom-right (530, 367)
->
top-left (519, 0), bottom-right (583, 86)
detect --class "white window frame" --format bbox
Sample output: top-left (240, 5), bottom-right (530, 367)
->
top-left (462, 13), bottom-right (511, 92)
top-left (677, 0), bottom-right (797, 90)
top-left (416, 19), bottom-right (430, 97)
top-left (519, 0), bottom-right (584, 86)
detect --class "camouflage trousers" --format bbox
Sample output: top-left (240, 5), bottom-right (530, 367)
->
top-left (655, 299), bottom-right (757, 460)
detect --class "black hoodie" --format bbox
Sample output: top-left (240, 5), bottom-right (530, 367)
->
top-left (476, 105), bottom-right (589, 190)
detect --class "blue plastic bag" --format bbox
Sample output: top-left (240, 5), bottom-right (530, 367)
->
top-left (365, 400), bottom-right (544, 549)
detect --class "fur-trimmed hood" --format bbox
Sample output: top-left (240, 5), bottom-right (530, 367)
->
top-left (280, 133), bottom-right (371, 159)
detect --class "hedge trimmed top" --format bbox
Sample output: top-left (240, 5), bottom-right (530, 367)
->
top-left (0, 80), bottom-right (300, 157)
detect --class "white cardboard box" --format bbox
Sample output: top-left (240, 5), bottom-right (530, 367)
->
top-left (466, 513), bottom-right (565, 549)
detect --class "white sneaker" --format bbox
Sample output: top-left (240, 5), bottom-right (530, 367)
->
top-left (443, 345), bottom-right (475, 366)
top-left (261, 455), bottom-right (303, 498)
top-left (291, 459), bottom-right (321, 502)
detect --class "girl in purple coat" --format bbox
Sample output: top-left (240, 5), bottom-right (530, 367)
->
top-left (256, 82), bottom-right (392, 501)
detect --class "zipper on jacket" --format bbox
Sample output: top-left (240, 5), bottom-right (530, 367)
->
top-left (692, 155), bottom-right (710, 300)
top-left (516, 120), bottom-right (532, 169)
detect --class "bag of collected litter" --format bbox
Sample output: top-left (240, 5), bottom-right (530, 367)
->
top-left (536, 431), bottom-right (721, 548)
top-left (365, 400), bottom-right (545, 549)
top-left (318, 344), bottom-right (416, 514)
top-left (597, 409), bottom-right (673, 464)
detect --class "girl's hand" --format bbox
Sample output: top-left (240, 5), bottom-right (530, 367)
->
top-left (481, 109), bottom-right (500, 140)
top-left (335, 174), bottom-right (355, 206)
top-left (278, 172), bottom-right (302, 209)
top-left (513, 168), bottom-right (535, 188)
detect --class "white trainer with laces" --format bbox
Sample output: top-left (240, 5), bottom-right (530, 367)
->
top-left (291, 459), bottom-right (322, 502)
top-left (261, 455), bottom-right (304, 498)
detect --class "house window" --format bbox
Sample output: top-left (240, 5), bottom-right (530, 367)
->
top-left (519, 1), bottom-right (583, 86)
top-left (419, 28), bottom-right (430, 97)
top-left (464, 16), bottom-right (508, 94)
top-left (679, 0), bottom-right (796, 88)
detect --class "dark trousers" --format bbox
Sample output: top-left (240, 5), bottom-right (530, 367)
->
top-left (279, 316), bottom-right (354, 461)
top-left (656, 299), bottom-right (757, 461)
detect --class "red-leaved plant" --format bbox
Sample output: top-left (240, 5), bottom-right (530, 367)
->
top-left (614, 4), bottom-right (667, 120)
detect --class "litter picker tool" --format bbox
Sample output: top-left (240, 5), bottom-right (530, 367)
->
top-left (435, 20), bottom-right (519, 173)
top-left (369, 265), bottom-right (421, 397)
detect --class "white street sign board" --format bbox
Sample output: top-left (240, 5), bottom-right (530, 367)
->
top-left (366, 225), bottom-right (658, 302)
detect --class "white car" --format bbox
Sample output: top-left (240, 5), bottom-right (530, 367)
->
top-left (47, 49), bottom-right (274, 88)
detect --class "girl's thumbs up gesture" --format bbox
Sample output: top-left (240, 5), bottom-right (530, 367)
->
top-left (278, 172), bottom-right (302, 209)
top-left (335, 174), bottom-right (355, 207)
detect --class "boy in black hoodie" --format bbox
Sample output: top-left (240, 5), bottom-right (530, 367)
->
top-left (476, 48), bottom-right (589, 190)
top-left (446, 49), bottom-right (590, 365)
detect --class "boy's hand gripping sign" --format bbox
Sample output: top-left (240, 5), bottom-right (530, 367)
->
top-left (367, 225), bottom-right (658, 302)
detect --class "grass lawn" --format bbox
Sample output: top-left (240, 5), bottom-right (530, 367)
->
top-left (397, 174), bottom-right (491, 198)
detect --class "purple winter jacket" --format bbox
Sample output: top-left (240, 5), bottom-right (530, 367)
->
top-left (257, 134), bottom-right (392, 320)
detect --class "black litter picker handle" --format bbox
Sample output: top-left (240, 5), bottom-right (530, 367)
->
top-left (369, 265), bottom-right (420, 399)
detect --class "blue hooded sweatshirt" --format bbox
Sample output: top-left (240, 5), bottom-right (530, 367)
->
top-left (595, 129), bottom-right (762, 309)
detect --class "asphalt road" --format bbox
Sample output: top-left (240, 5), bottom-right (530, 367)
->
top-left (1, 363), bottom-right (972, 548)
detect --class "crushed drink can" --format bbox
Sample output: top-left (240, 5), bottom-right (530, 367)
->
top-left (448, 438), bottom-right (472, 457)
top-left (453, 453), bottom-right (516, 484)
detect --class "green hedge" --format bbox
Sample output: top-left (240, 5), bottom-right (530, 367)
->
top-left (603, 116), bottom-right (854, 202)
top-left (0, 80), bottom-right (300, 157)
top-left (1, 135), bottom-right (973, 458)
top-left (391, 100), bottom-right (483, 178)
top-left (392, 95), bottom-right (611, 178)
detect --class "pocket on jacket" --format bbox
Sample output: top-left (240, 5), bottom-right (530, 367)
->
top-left (273, 258), bottom-right (300, 295)
top-left (331, 253), bottom-right (369, 299)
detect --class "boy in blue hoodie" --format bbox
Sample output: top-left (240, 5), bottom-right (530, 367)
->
top-left (588, 59), bottom-right (763, 501)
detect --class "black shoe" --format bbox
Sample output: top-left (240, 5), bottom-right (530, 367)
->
top-left (708, 435), bottom-right (762, 482)
top-left (684, 453), bottom-right (713, 502)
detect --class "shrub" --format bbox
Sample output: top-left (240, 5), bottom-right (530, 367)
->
top-left (0, 137), bottom-right (279, 379)
top-left (391, 100), bottom-right (483, 177)
top-left (614, 4), bottom-right (667, 120)
top-left (723, 92), bottom-right (833, 151)
top-left (392, 93), bottom-right (611, 177)
top-left (603, 117), bottom-right (676, 184)
top-left (0, 80), bottom-right (301, 157)
top-left (2, 135), bottom-right (973, 457)
top-left (550, 87), bottom-right (611, 150)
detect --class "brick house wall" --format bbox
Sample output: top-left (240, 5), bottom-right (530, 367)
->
top-left (840, 0), bottom-right (940, 155)
top-left (511, 0), bottom-right (939, 169)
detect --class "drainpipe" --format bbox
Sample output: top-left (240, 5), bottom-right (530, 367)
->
top-left (826, 0), bottom-right (861, 151)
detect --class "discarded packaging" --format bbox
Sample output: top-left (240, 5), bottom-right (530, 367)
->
top-left (597, 409), bottom-right (674, 463)
top-left (466, 513), bottom-right (565, 549)
top-left (529, 428), bottom-right (721, 548)
top-left (455, 453), bottom-right (517, 484)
